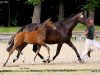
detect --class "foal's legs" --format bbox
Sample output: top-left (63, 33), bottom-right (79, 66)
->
top-left (53, 43), bottom-right (63, 60)
top-left (14, 44), bottom-right (45, 63)
top-left (66, 40), bottom-right (82, 62)
top-left (33, 45), bottom-right (46, 62)
top-left (3, 45), bottom-right (16, 66)
top-left (42, 43), bottom-right (50, 62)
top-left (13, 43), bottom-right (27, 62)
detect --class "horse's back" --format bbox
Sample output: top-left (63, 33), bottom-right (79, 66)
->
top-left (24, 23), bottom-right (41, 32)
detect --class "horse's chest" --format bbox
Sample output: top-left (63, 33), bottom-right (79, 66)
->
top-left (46, 33), bottom-right (65, 44)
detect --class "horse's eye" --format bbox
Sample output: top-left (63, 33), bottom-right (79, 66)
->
top-left (51, 22), bottom-right (53, 24)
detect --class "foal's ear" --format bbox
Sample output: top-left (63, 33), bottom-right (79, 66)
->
top-left (48, 17), bottom-right (51, 21)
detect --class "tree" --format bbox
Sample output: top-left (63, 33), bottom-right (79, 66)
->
top-left (27, 0), bottom-right (42, 23)
top-left (8, 0), bottom-right (10, 27)
top-left (83, 0), bottom-right (100, 11)
top-left (58, 0), bottom-right (64, 20)
top-left (83, 0), bottom-right (100, 18)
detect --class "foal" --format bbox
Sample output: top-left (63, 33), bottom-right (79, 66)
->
top-left (3, 18), bottom-right (56, 66)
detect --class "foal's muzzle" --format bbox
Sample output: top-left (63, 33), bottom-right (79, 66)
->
top-left (52, 25), bottom-right (56, 30)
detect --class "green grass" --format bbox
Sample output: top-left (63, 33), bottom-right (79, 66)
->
top-left (0, 23), bottom-right (100, 33)
top-left (73, 23), bottom-right (86, 31)
top-left (0, 27), bottom-right (19, 33)
top-left (74, 23), bottom-right (100, 31)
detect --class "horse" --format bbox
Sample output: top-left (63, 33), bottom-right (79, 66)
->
top-left (3, 18), bottom-right (56, 66)
top-left (7, 12), bottom-right (87, 63)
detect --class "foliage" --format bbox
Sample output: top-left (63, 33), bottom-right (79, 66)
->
top-left (11, 16), bottom-right (18, 27)
top-left (26, 0), bottom-right (43, 5)
top-left (83, 0), bottom-right (100, 11)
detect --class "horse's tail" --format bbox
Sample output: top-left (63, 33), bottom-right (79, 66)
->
top-left (8, 26), bottom-right (25, 45)
top-left (6, 41), bottom-right (14, 52)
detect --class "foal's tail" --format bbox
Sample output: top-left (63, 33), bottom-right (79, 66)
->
top-left (8, 26), bottom-right (26, 45)
top-left (6, 41), bottom-right (14, 52)
top-left (7, 26), bottom-right (25, 52)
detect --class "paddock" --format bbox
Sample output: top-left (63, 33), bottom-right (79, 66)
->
top-left (0, 33), bottom-right (100, 74)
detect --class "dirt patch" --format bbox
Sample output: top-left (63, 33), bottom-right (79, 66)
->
top-left (0, 42), bottom-right (100, 74)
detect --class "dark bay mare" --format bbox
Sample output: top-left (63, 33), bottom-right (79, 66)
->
top-left (4, 18), bottom-right (56, 66)
top-left (7, 12), bottom-right (86, 63)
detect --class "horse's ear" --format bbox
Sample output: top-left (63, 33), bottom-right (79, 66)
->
top-left (79, 12), bottom-right (83, 18)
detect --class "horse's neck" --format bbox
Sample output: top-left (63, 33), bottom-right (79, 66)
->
top-left (63, 15), bottom-right (79, 30)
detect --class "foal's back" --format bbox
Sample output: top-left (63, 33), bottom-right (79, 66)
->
top-left (14, 28), bottom-right (45, 45)
top-left (14, 18), bottom-right (55, 46)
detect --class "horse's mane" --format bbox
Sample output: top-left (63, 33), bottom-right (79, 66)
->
top-left (55, 12), bottom-right (83, 25)
top-left (57, 13), bottom-right (81, 24)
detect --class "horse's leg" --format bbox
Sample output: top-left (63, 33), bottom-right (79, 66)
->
top-left (53, 43), bottom-right (63, 60)
top-left (66, 40), bottom-right (82, 62)
top-left (13, 50), bottom-right (23, 63)
top-left (42, 42), bottom-right (50, 62)
top-left (87, 49), bottom-right (93, 57)
top-left (32, 45), bottom-right (46, 62)
top-left (13, 43), bottom-right (27, 63)
top-left (13, 52), bottom-right (20, 63)
top-left (3, 45), bottom-right (16, 67)
top-left (3, 54), bottom-right (11, 67)
top-left (34, 45), bottom-right (41, 61)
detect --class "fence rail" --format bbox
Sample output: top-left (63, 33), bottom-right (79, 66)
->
top-left (0, 31), bottom-right (100, 42)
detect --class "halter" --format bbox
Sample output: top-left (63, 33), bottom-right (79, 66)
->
top-left (80, 15), bottom-right (83, 18)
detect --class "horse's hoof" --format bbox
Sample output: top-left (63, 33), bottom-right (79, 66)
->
top-left (46, 59), bottom-right (51, 63)
top-left (13, 59), bottom-right (16, 63)
top-left (87, 49), bottom-right (93, 57)
top-left (3, 64), bottom-right (6, 67)
top-left (80, 61), bottom-right (85, 64)
top-left (23, 60), bottom-right (25, 63)
top-left (52, 57), bottom-right (55, 60)
top-left (34, 57), bottom-right (36, 61)
top-left (78, 59), bottom-right (86, 63)
top-left (78, 59), bottom-right (82, 63)
top-left (42, 60), bottom-right (47, 63)
top-left (87, 51), bottom-right (91, 57)
top-left (34, 58), bottom-right (36, 62)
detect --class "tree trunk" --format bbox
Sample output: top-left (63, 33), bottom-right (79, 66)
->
top-left (8, 0), bottom-right (10, 27)
top-left (32, 3), bottom-right (41, 23)
top-left (58, 0), bottom-right (64, 20)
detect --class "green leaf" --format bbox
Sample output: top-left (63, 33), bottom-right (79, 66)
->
top-left (26, 0), bottom-right (42, 5)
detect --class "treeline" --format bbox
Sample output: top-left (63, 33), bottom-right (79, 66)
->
top-left (0, 0), bottom-right (100, 27)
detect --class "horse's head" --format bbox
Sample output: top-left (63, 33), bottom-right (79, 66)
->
top-left (78, 12), bottom-right (87, 24)
top-left (42, 18), bottom-right (56, 30)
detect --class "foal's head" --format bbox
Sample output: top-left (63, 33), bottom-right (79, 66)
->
top-left (42, 18), bottom-right (56, 30)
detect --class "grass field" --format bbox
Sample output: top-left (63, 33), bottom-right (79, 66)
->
top-left (0, 23), bottom-right (100, 33)
top-left (0, 27), bottom-right (19, 33)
